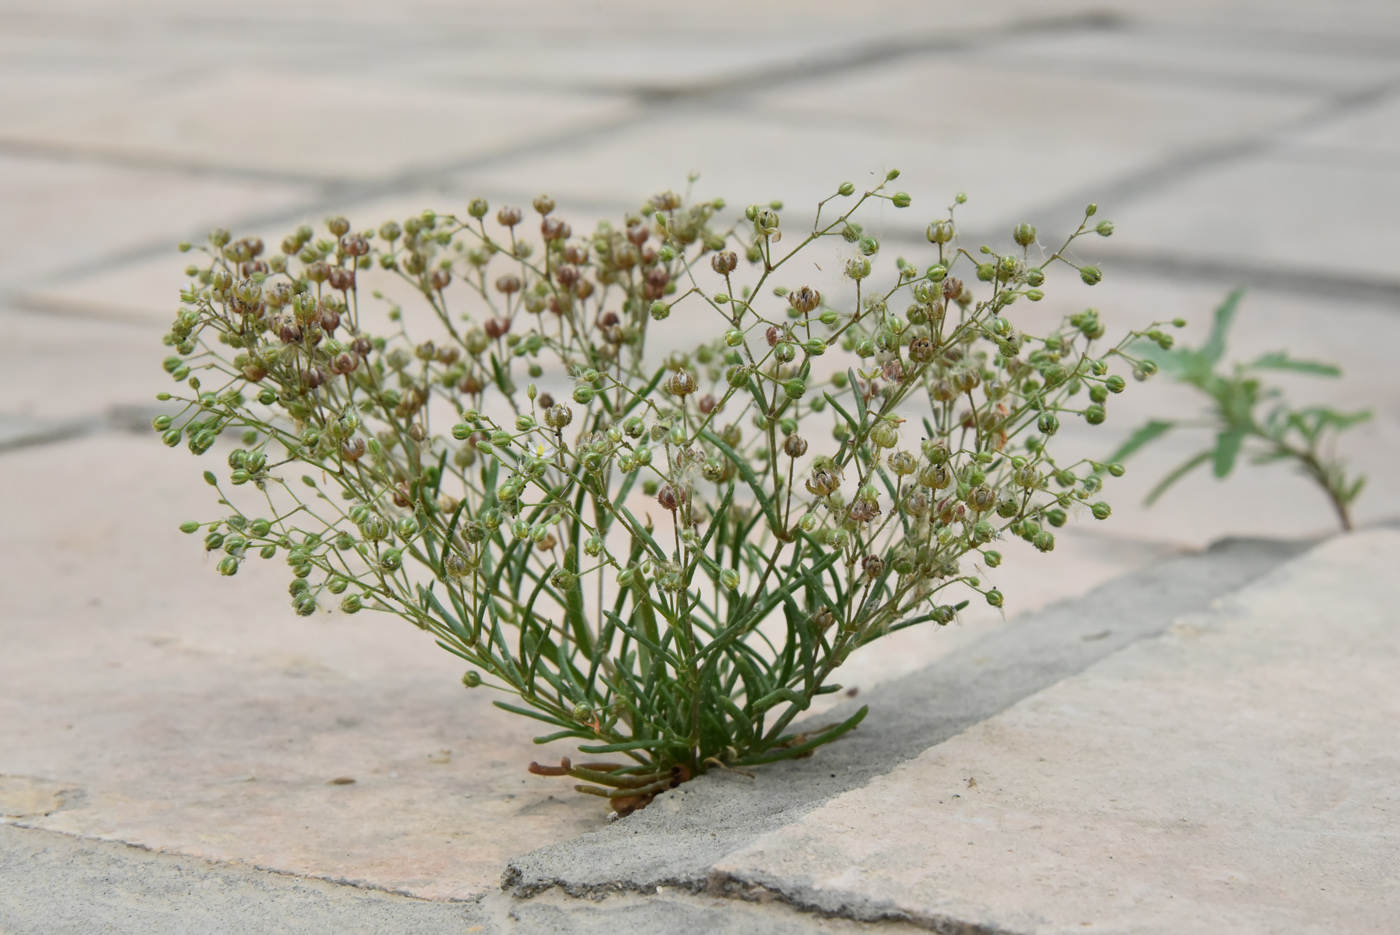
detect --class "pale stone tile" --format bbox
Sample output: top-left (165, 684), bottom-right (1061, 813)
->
top-left (0, 434), bottom-right (604, 899)
top-left (0, 70), bottom-right (635, 181)
top-left (1099, 153), bottom-right (1400, 280)
top-left (987, 24), bottom-right (1400, 93)
top-left (0, 155), bottom-right (312, 291)
top-left (717, 529), bottom-right (1400, 934)
top-left (465, 110), bottom-right (1159, 240)
top-left (0, 308), bottom-right (167, 422)
top-left (1283, 89), bottom-right (1400, 162)
top-left (750, 53), bottom-right (1321, 153)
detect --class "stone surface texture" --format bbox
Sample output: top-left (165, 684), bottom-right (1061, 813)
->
top-left (1, 0), bottom-right (1397, 931)
top-left (714, 529), bottom-right (1400, 933)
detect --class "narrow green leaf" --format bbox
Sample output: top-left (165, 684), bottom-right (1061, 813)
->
top-left (732, 704), bottom-right (868, 767)
top-left (1103, 419), bottom-right (1175, 465)
top-left (1145, 450), bottom-right (1213, 506)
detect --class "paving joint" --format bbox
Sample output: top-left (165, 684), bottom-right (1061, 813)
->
top-left (500, 536), bottom-right (1313, 903)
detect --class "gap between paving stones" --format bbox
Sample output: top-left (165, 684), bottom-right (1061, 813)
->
top-left (500, 535), bottom-right (1311, 904)
top-left (0, 10), bottom-right (1123, 304)
top-left (16, 35), bottom-right (1400, 324)
top-left (0, 823), bottom-right (926, 935)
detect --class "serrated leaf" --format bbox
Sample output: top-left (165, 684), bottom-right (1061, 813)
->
top-left (1249, 352), bottom-right (1341, 377)
top-left (1201, 288), bottom-right (1243, 365)
top-left (1213, 427), bottom-right (1246, 478)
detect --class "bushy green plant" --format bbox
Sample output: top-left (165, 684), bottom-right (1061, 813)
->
top-left (1108, 289), bottom-right (1369, 531)
top-left (157, 173), bottom-right (1158, 813)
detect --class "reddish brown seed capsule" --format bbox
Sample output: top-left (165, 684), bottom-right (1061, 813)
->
top-left (542, 217), bottom-right (571, 241)
top-left (341, 437), bottom-right (366, 461)
top-left (908, 336), bottom-right (935, 363)
top-left (330, 352), bottom-right (358, 375)
top-left (484, 317), bottom-right (510, 339)
top-left (626, 224), bottom-right (650, 246)
top-left (352, 337), bottom-right (373, 357)
top-left (597, 311), bottom-right (620, 329)
top-left (536, 392), bottom-right (555, 410)
top-left (657, 484), bottom-right (684, 512)
top-left (784, 434), bottom-right (809, 458)
top-left (327, 267), bottom-right (355, 291)
top-left (495, 274), bottom-right (522, 295)
top-left (697, 394), bottom-right (716, 414)
top-left (555, 265), bottom-right (580, 288)
top-left (319, 305), bottom-right (341, 334)
top-left (430, 269), bottom-right (452, 291)
top-left (711, 250), bottom-right (737, 274)
top-left (496, 206), bottom-right (523, 227)
top-left (766, 326), bottom-right (780, 347)
top-left (942, 277), bottom-right (964, 302)
top-left (563, 244), bottom-right (588, 265)
top-left (340, 234), bottom-right (369, 257)
top-left (787, 286), bottom-right (820, 313)
top-left (277, 318), bottom-right (302, 344)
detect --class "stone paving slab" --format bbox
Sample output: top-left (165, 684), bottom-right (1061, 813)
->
top-left (990, 23), bottom-right (1400, 93)
top-left (0, 154), bottom-right (312, 291)
top-left (0, 71), bottom-right (635, 182)
top-left (0, 430), bottom-right (1179, 904)
top-left (711, 529), bottom-right (1400, 933)
top-left (501, 536), bottom-right (1307, 900)
top-left (0, 824), bottom-right (490, 935)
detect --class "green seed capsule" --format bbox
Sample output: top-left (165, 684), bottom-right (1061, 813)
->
top-left (217, 556), bottom-right (239, 576)
top-left (1092, 501), bottom-right (1112, 520)
top-left (985, 589), bottom-right (1004, 608)
top-left (983, 550), bottom-right (1003, 567)
top-left (340, 594), bottom-right (362, 614)
top-left (461, 670), bottom-right (481, 687)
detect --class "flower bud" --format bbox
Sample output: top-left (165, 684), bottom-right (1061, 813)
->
top-left (1095, 220), bottom-right (1114, 237)
top-left (719, 568), bottom-right (740, 590)
top-left (985, 589), bottom-right (1004, 608)
top-left (1079, 265), bottom-right (1102, 286)
top-left (1084, 405), bottom-right (1106, 425)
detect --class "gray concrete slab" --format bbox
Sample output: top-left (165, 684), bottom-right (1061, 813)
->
top-left (0, 823), bottom-right (491, 935)
top-left (502, 536), bottom-right (1309, 899)
top-left (712, 528), bottom-right (1400, 934)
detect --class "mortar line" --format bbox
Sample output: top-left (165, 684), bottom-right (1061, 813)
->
top-left (3, 10), bottom-right (1124, 297)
